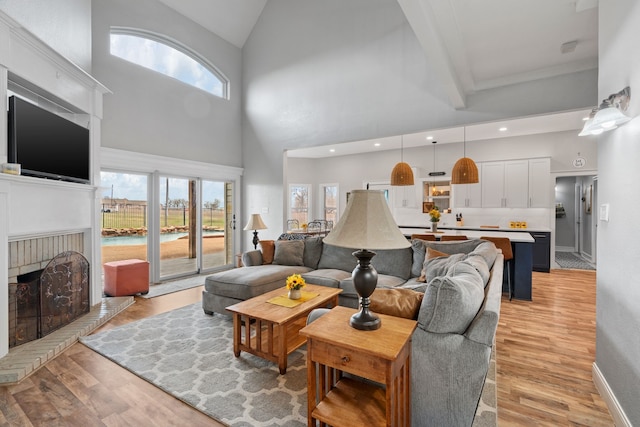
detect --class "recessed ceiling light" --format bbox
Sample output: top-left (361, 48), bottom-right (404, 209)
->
top-left (582, 116), bottom-right (590, 121)
top-left (329, 149), bottom-right (336, 153)
top-left (426, 136), bottom-right (434, 140)
top-left (374, 143), bottom-right (381, 147)
top-left (499, 127), bottom-right (508, 132)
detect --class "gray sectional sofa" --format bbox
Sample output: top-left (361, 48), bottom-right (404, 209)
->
top-left (202, 236), bottom-right (503, 426)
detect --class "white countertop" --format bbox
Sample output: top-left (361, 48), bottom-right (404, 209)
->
top-left (401, 227), bottom-right (535, 243)
top-left (400, 224), bottom-right (551, 233)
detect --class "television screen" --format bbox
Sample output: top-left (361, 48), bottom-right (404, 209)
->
top-left (8, 95), bottom-right (90, 184)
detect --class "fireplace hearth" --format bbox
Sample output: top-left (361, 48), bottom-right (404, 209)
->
top-left (9, 251), bottom-right (90, 348)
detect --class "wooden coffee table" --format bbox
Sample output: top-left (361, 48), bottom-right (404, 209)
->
top-left (226, 284), bottom-right (342, 374)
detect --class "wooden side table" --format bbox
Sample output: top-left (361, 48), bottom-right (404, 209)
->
top-left (300, 306), bottom-right (417, 427)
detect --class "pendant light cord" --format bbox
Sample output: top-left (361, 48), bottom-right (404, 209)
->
top-left (463, 127), bottom-right (466, 158)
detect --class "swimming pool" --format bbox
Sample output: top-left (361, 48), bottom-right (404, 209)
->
top-left (101, 231), bottom-right (223, 246)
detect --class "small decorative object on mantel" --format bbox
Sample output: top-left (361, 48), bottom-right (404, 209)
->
top-left (286, 274), bottom-right (306, 300)
top-left (429, 208), bottom-right (441, 232)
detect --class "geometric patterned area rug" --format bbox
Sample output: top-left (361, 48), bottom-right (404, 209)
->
top-left (80, 303), bottom-right (307, 426)
top-left (555, 251), bottom-right (596, 270)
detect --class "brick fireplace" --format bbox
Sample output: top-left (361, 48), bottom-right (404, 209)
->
top-left (8, 234), bottom-right (89, 347)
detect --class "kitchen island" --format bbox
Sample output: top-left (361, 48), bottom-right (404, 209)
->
top-left (401, 226), bottom-right (535, 300)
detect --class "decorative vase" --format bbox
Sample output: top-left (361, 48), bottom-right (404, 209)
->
top-left (431, 222), bottom-right (438, 233)
top-left (288, 289), bottom-right (301, 300)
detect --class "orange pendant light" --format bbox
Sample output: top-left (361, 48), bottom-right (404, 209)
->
top-left (451, 127), bottom-right (479, 184)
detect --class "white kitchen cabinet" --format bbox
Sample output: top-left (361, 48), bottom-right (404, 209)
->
top-left (504, 160), bottom-right (529, 208)
top-left (481, 160), bottom-right (529, 208)
top-left (453, 163), bottom-right (482, 208)
top-left (528, 158), bottom-right (551, 207)
top-left (391, 167), bottom-right (422, 209)
top-left (481, 162), bottom-right (505, 207)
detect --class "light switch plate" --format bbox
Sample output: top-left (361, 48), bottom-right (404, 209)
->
top-left (599, 204), bottom-right (609, 222)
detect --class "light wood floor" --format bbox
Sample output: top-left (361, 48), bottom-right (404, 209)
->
top-left (0, 270), bottom-right (613, 426)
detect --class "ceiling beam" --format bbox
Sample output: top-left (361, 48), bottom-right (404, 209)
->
top-left (397, 0), bottom-right (467, 109)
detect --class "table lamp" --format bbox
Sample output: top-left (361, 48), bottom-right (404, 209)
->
top-left (323, 190), bottom-right (410, 330)
top-left (244, 214), bottom-right (268, 250)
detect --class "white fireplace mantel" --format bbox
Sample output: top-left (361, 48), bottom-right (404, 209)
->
top-left (0, 10), bottom-right (109, 358)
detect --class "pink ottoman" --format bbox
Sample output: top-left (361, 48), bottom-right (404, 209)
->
top-left (103, 259), bottom-right (150, 296)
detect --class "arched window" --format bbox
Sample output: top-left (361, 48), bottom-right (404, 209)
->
top-left (110, 27), bottom-right (228, 99)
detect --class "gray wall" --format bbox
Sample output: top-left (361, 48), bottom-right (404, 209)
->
top-left (241, 0), bottom-right (598, 245)
top-left (596, 0), bottom-right (640, 424)
top-left (0, 0), bottom-right (92, 72)
top-left (92, 0), bottom-right (242, 166)
top-left (554, 177), bottom-right (576, 249)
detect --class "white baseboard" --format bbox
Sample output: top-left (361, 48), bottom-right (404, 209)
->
top-left (556, 246), bottom-right (575, 252)
top-left (592, 362), bottom-right (632, 427)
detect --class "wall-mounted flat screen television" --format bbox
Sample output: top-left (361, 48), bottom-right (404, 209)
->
top-left (7, 95), bottom-right (90, 184)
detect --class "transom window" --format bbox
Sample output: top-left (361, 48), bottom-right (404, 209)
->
top-left (110, 28), bottom-right (228, 99)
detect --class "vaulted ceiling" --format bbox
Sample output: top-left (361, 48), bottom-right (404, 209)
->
top-left (157, 0), bottom-right (598, 108)
top-left (156, 0), bottom-right (599, 154)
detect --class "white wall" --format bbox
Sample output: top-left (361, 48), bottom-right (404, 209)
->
top-left (241, 0), bottom-right (598, 248)
top-left (0, 0), bottom-right (92, 72)
top-left (595, 1), bottom-right (640, 425)
top-left (91, 0), bottom-right (242, 167)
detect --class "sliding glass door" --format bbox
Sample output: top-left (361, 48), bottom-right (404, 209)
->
top-left (159, 176), bottom-right (197, 278)
top-left (201, 180), bottom-right (232, 271)
top-left (157, 176), bottom-right (235, 280)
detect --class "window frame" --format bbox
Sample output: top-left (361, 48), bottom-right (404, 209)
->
top-left (319, 183), bottom-right (339, 223)
top-left (110, 27), bottom-right (230, 100)
top-left (288, 183), bottom-right (312, 226)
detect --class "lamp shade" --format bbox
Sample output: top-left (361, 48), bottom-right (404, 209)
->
top-left (451, 157), bottom-right (479, 184)
top-left (390, 162), bottom-right (415, 186)
top-left (243, 214), bottom-right (267, 231)
top-left (324, 190), bottom-right (410, 250)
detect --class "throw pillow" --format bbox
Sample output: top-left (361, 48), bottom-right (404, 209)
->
top-left (260, 240), bottom-right (275, 264)
top-left (273, 239), bottom-right (305, 266)
top-left (418, 264), bottom-right (484, 334)
top-left (465, 254), bottom-right (491, 286)
top-left (417, 247), bottom-right (450, 282)
top-left (303, 236), bottom-right (323, 269)
top-left (370, 288), bottom-right (424, 320)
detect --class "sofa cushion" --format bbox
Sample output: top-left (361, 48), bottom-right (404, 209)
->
top-left (411, 239), bottom-right (429, 277)
top-left (303, 236), bottom-right (324, 269)
top-left (260, 240), bottom-right (275, 264)
top-left (422, 252), bottom-right (466, 284)
top-left (317, 244), bottom-right (357, 272)
top-left (370, 288), bottom-right (424, 320)
top-left (273, 240), bottom-right (305, 266)
top-left (468, 241), bottom-right (498, 270)
top-left (465, 254), bottom-right (491, 286)
top-left (302, 269), bottom-right (351, 288)
top-left (417, 262), bottom-right (485, 334)
top-left (318, 244), bottom-right (412, 280)
top-left (411, 239), bottom-right (491, 276)
top-left (204, 264), bottom-right (313, 300)
top-left (339, 274), bottom-right (407, 298)
top-left (398, 277), bottom-right (428, 293)
top-left (418, 247), bottom-right (450, 282)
